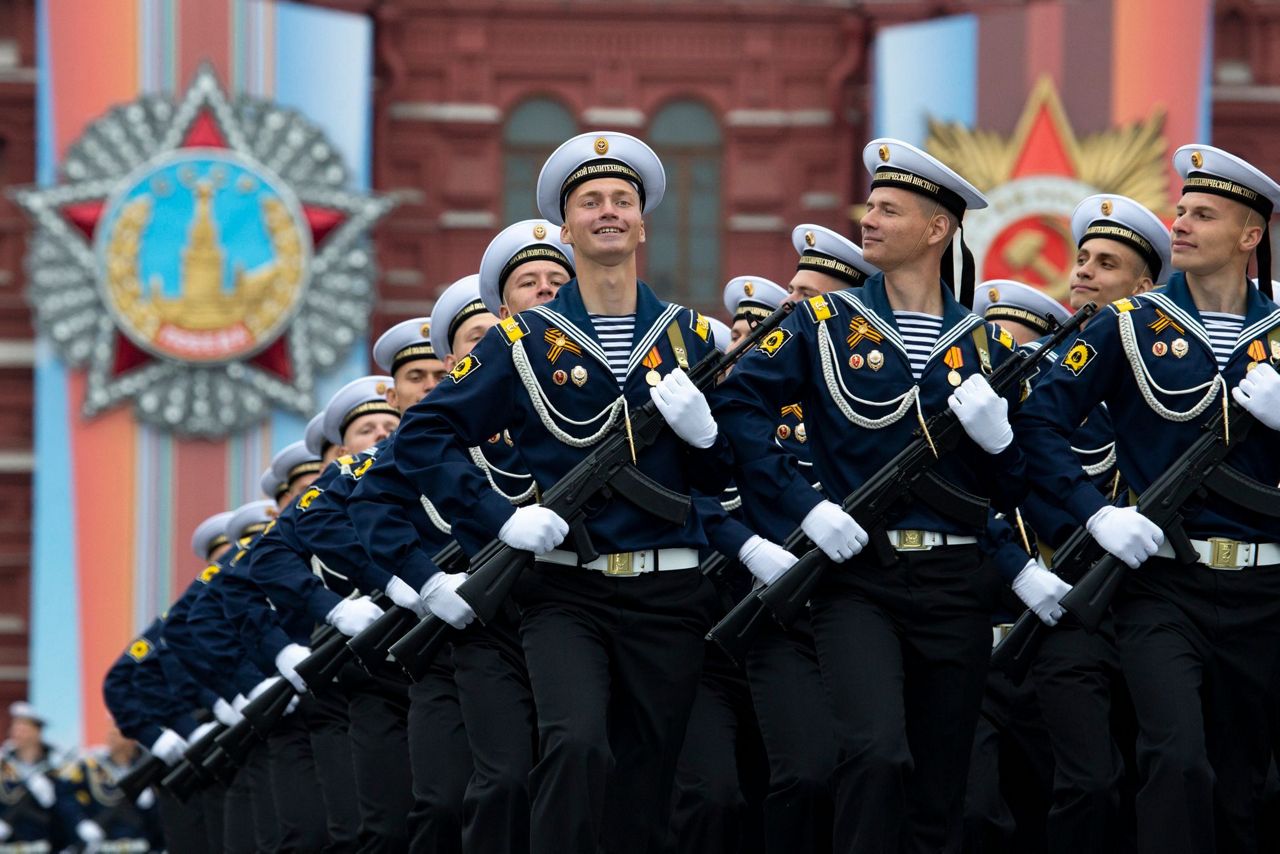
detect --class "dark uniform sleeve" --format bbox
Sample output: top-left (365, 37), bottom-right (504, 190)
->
top-left (693, 492), bottom-right (756, 560)
top-left (220, 556), bottom-right (292, 673)
top-left (248, 505), bottom-right (345, 625)
top-left (349, 450), bottom-right (444, 591)
top-left (293, 461), bottom-right (394, 593)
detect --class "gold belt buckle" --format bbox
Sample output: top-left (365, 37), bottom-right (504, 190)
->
top-left (895, 530), bottom-right (928, 550)
top-left (604, 552), bottom-right (638, 577)
top-left (1207, 537), bottom-right (1243, 570)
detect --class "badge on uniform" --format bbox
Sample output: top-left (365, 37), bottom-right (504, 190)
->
top-left (553, 369), bottom-right (568, 386)
top-left (642, 347), bottom-right (663, 386)
top-left (849, 353), bottom-right (864, 369)
top-left (296, 485), bottom-right (322, 511)
top-left (868, 349), bottom-right (884, 371)
top-left (805, 294), bottom-right (833, 322)
top-left (499, 315), bottom-right (528, 344)
top-left (199, 564), bottom-right (221, 583)
top-left (352, 457), bottom-right (374, 479)
top-left (571, 365), bottom-right (588, 387)
top-left (545, 328), bottom-right (582, 363)
top-left (1152, 341), bottom-right (1168, 357)
top-left (128, 639), bottom-right (153, 662)
top-left (1171, 338), bottom-right (1189, 358)
top-left (758, 328), bottom-right (792, 358)
top-left (693, 313), bottom-right (711, 343)
top-left (781, 403), bottom-right (804, 420)
top-left (847, 315), bottom-right (884, 349)
top-left (943, 346), bottom-right (964, 386)
top-left (450, 354), bottom-right (482, 383)
top-left (1248, 339), bottom-right (1267, 363)
top-left (1149, 308), bottom-right (1185, 335)
top-left (776, 424), bottom-right (791, 440)
top-left (1063, 340), bottom-right (1097, 376)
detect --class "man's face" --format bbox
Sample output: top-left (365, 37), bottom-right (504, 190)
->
top-left (860, 187), bottom-right (946, 271)
top-left (501, 260), bottom-right (568, 318)
top-left (340, 412), bottom-right (400, 455)
top-left (1069, 238), bottom-right (1152, 309)
top-left (786, 269), bottom-right (844, 303)
top-left (387, 358), bottom-right (447, 413)
top-left (1171, 192), bottom-right (1260, 276)
top-left (208, 542), bottom-right (232, 562)
top-left (8, 718), bottom-right (40, 751)
top-left (447, 314), bottom-right (499, 367)
top-left (730, 318), bottom-right (752, 346)
top-left (560, 178), bottom-right (645, 266)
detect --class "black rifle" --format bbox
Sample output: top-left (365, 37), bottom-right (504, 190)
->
top-left (116, 754), bottom-right (167, 802)
top-left (158, 722), bottom-right (226, 801)
top-left (1058, 396), bottom-right (1275, 632)
top-left (388, 302), bottom-right (796, 681)
top-left (708, 302), bottom-right (1097, 662)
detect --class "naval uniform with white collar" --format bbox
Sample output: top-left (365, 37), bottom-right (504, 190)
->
top-left (714, 139), bottom-right (1029, 853)
top-left (1015, 144), bottom-right (1280, 854)
top-left (393, 132), bottom-right (729, 854)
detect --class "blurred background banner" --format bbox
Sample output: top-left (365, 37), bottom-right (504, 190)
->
top-left (872, 0), bottom-right (1214, 300)
top-left (30, 0), bottom-right (374, 747)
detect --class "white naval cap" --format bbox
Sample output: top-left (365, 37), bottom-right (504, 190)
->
top-left (321, 375), bottom-right (398, 447)
top-left (862, 138), bottom-right (989, 307)
top-left (225, 499), bottom-right (277, 545)
top-left (191, 510), bottom-right (235, 561)
top-left (705, 317), bottom-right (732, 353)
top-left (373, 318), bottom-right (438, 376)
top-left (1174, 143), bottom-right (1280, 297)
top-left (792, 224), bottom-right (880, 288)
top-left (1070, 194), bottom-right (1173, 285)
top-left (536, 131), bottom-right (666, 226)
top-left (478, 220), bottom-right (576, 314)
top-left (8, 701), bottom-right (44, 727)
top-left (430, 275), bottom-right (490, 359)
top-left (973, 279), bottom-right (1069, 336)
top-left (259, 466), bottom-right (281, 501)
top-left (266, 440), bottom-right (323, 500)
top-left (303, 412), bottom-right (328, 457)
top-left (723, 276), bottom-right (788, 324)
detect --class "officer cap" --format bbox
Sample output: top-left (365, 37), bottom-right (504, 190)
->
top-left (1071, 194), bottom-right (1172, 285)
top-left (321, 376), bottom-right (398, 447)
top-left (225, 499), bottom-right (277, 546)
top-left (373, 318), bottom-right (437, 376)
top-left (791, 224), bottom-right (880, 288)
top-left (973, 279), bottom-right (1069, 336)
top-left (478, 220), bottom-right (576, 315)
top-left (191, 511), bottom-right (235, 561)
top-left (430, 275), bottom-right (490, 359)
top-left (266, 440), bottom-right (322, 500)
top-left (8, 701), bottom-right (44, 728)
top-left (537, 131), bottom-right (666, 226)
top-left (303, 412), bottom-right (328, 458)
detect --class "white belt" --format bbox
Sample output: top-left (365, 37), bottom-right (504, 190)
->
top-left (885, 529), bottom-right (978, 551)
top-left (539, 547), bottom-right (700, 577)
top-left (1154, 537), bottom-right (1280, 570)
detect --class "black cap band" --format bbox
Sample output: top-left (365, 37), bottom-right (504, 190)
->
top-left (391, 343), bottom-right (438, 376)
top-left (205, 534), bottom-right (229, 558)
top-left (1080, 221), bottom-right (1163, 282)
top-left (797, 250), bottom-right (868, 287)
top-left (498, 245), bottom-right (574, 299)
top-left (983, 305), bottom-right (1054, 336)
top-left (733, 302), bottom-right (775, 326)
top-left (446, 299), bottom-right (490, 351)
top-left (1182, 172), bottom-right (1274, 219)
top-left (286, 460), bottom-right (323, 484)
top-left (871, 166), bottom-right (968, 219)
top-left (559, 158), bottom-right (646, 216)
top-left (340, 400), bottom-right (400, 436)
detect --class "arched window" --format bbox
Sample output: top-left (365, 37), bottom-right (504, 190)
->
top-left (503, 98), bottom-right (577, 224)
top-left (644, 101), bottom-right (722, 311)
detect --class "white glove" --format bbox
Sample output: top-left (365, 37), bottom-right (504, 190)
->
top-left (801, 500), bottom-right (868, 562)
top-left (385, 575), bottom-right (428, 619)
top-left (326, 595), bottom-right (384, 636)
top-left (249, 676), bottom-right (281, 702)
top-left (188, 721), bottom-right (219, 744)
top-left (498, 505), bottom-right (569, 555)
top-left (738, 535), bottom-right (797, 586)
top-left (148, 729), bottom-right (187, 767)
top-left (1086, 505), bottom-right (1164, 569)
top-left (212, 697), bottom-right (242, 726)
top-left (1012, 558), bottom-right (1072, 626)
top-left (421, 572), bottom-right (477, 630)
top-left (275, 643), bottom-right (311, 693)
top-left (24, 772), bottom-right (56, 807)
top-left (1232, 362), bottom-right (1280, 431)
top-left (0, 818), bottom-right (9, 841)
top-left (76, 819), bottom-right (106, 845)
top-left (650, 368), bottom-right (718, 448)
top-left (135, 786), bottom-right (155, 809)
top-left (230, 693), bottom-right (249, 715)
top-left (948, 374), bottom-right (1014, 454)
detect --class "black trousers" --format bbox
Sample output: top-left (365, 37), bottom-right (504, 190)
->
top-left (516, 564), bottom-right (717, 854)
top-left (665, 641), bottom-right (767, 854)
top-left (198, 778), bottom-right (228, 852)
top-left (810, 545), bottom-right (998, 854)
top-left (744, 614), bottom-right (835, 854)
top-left (267, 702), bottom-right (331, 852)
top-left (223, 739), bottom-right (278, 853)
top-left (1115, 558), bottom-right (1280, 854)
top-left (156, 784), bottom-right (210, 854)
top-left (308, 683), bottom-right (363, 850)
top-left (452, 615), bottom-right (537, 854)
top-left (1031, 619), bottom-right (1134, 854)
top-left (342, 664), bottom-right (414, 853)
top-left (406, 652), bottom-right (472, 854)
top-left (962, 662), bottom-right (1054, 853)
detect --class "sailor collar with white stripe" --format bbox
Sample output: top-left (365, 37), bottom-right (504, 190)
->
top-left (526, 278), bottom-right (686, 382)
top-left (830, 273), bottom-right (985, 369)
top-left (1141, 272), bottom-right (1280, 360)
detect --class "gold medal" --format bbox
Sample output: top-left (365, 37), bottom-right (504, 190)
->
top-left (646, 369), bottom-right (662, 387)
top-left (552, 369), bottom-right (567, 385)
top-left (571, 365), bottom-right (588, 387)
top-left (947, 369), bottom-right (962, 386)
top-left (868, 350), bottom-right (884, 371)
top-left (776, 424), bottom-right (791, 440)
top-left (1171, 338), bottom-right (1189, 358)
top-left (1247, 361), bottom-right (1259, 372)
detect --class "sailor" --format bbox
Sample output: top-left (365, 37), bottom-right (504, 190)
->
top-left (0, 702), bottom-right (64, 850)
top-left (52, 725), bottom-right (165, 851)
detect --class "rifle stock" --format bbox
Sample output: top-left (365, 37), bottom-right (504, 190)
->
top-left (116, 755), bottom-right (166, 801)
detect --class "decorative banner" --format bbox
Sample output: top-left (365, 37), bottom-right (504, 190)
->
top-left (14, 65), bottom-right (396, 435)
top-left (872, 0), bottom-right (1214, 303)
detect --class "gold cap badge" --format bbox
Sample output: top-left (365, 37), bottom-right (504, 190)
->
top-left (533, 224), bottom-right (546, 239)
top-left (1191, 151), bottom-right (1203, 168)
top-left (375, 381), bottom-right (388, 395)
top-left (1101, 199), bottom-right (1113, 216)
top-left (878, 144), bottom-right (890, 162)
top-left (420, 322), bottom-right (431, 337)
top-left (594, 137), bottom-right (609, 155)
top-left (743, 281), bottom-right (755, 297)
top-left (987, 287), bottom-right (1000, 303)
top-left (804, 230), bottom-right (816, 247)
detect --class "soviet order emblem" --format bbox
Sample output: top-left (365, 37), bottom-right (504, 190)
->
top-left (12, 65), bottom-right (399, 436)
